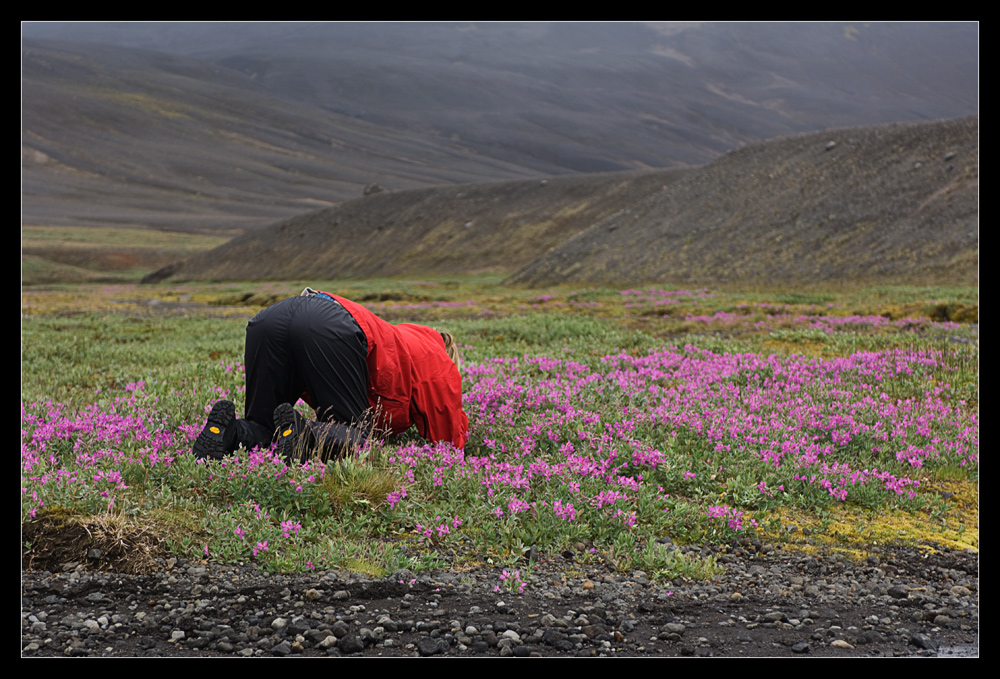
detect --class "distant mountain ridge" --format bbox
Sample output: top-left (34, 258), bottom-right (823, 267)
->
top-left (22, 39), bottom-right (537, 233)
top-left (22, 22), bottom-right (978, 235)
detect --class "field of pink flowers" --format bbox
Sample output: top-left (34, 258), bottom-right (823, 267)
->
top-left (21, 283), bottom-right (978, 578)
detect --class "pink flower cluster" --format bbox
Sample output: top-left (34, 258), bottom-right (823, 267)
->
top-left (494, 569), bottom-right (527, 594)
top-left (384, 344), bottom-right (975, 536)
top-left (707, 504), bottom-right (757, 531)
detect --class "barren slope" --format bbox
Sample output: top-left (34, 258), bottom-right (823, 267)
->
top-left (509, 117), bottom-right (978, 288)
top-left (149, 169), bottom-right (691, 282)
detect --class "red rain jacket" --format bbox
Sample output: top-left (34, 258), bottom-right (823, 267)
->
top-left (322, 292), bottom-right (469, 449)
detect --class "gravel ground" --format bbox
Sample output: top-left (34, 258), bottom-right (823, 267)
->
top-left (21, 541), bottom-right (978, 658)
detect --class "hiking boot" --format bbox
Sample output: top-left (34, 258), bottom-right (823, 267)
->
top-left (192, 400), bottom-right (236, 460)
top-left (274, 403), bottom-right (308, 463)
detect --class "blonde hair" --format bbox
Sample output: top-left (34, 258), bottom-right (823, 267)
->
top-left (439, 331), bottom-right (461, 369)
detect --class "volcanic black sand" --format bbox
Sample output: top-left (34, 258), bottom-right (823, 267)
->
top-left (22, 539), bottom-right (978, 657)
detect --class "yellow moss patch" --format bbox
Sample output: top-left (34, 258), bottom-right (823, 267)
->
top-left (756, 482), bottom-right (978, 560)
top-left (342, 557), bottom-right (389, 577)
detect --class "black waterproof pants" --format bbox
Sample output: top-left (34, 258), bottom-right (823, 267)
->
top-left (235, 295), bottom-right (370, 456)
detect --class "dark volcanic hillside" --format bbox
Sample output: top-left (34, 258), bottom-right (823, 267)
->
top-left (148, 169), bottom-right (690, 282)
top-left (509, 117), bottom-right (978, 288)
top-left (152, 118), bottom-right (977, 287)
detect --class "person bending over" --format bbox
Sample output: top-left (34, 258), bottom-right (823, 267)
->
top-left (192, 287), bottom-right (468, 463)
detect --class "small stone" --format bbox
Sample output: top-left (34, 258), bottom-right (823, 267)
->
top-left (830, 640), bottom-right (854, 649)
top-left (910, 633), bottom-right (936, 650)
top-left (338, 635), bottom-right (365, 654)
top-left (417, 636), bottom-right (443, 656)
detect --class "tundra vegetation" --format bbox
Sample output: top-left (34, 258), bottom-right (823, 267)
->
top-left (21, 277), bottom-right (978, 588)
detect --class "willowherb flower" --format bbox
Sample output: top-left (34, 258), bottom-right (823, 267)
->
top-left (552, 499), bottom-right (576, 521)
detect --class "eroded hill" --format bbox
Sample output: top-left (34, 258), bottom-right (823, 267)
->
top-left (509, 117), bottom-right (978, 288)
top-left (147, 169), bottom-right (690, 282)
top-left (151, 117), bottom-right (977, 288)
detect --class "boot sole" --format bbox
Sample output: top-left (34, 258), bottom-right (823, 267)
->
top-left (273, 403), bottom-right (301, 463)
top-left (192, 400), bottom-right (236, 460)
